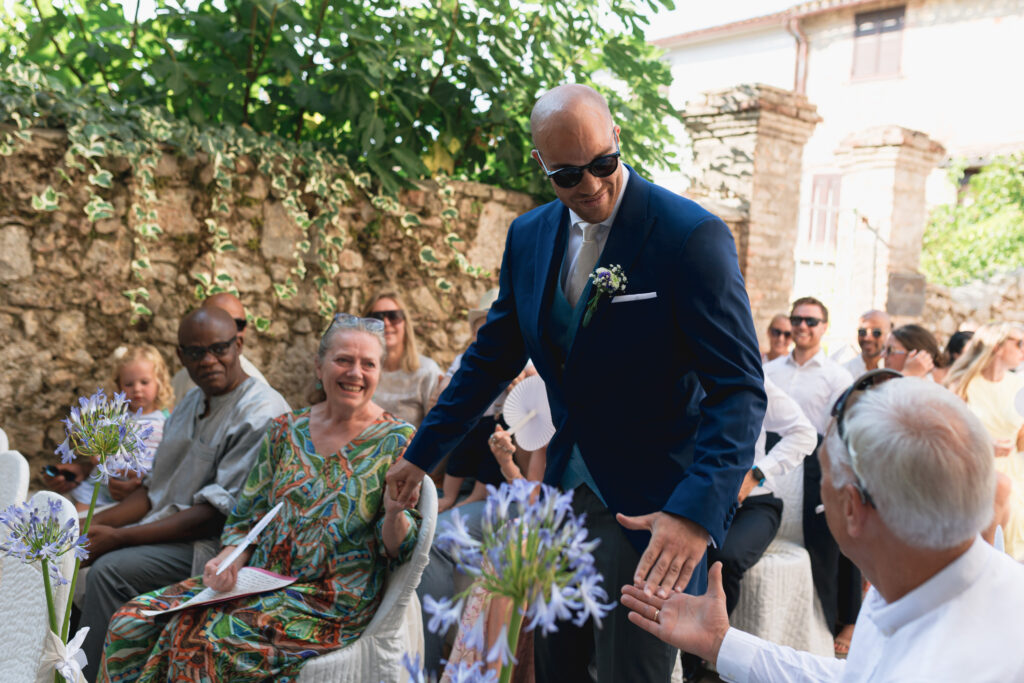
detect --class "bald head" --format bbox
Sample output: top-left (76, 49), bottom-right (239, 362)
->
top-left (530, 84), bottom-right (613, 144)
top-left (203, 292), bottom-right (245, 321)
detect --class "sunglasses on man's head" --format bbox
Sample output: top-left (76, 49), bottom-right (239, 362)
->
top-left (178, 335), bottom-right (238, 362)
top-left (366, 310), bottom-right (405, 324)
top-left (829, 368), bottom-right (904, 507)
top-left (858, 327), bottom-right (883, 339)
top-left (789, 315), bottom-right (822, 328)
top-left (769, 327), bottom-right (792, 339)
top-left (534, 132), bottom-right (621, 189)
top-left (234, 317), bottom-right (247, 332)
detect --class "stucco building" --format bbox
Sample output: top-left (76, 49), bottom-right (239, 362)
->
top-left (654, 0), bottom-right (1024, 350)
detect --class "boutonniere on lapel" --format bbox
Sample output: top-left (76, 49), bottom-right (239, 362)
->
top-left (583, 265), bottom-right (627, 327)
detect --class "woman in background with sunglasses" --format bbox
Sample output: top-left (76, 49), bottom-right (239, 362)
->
top-left (363, 292), bottom-right (442, 429)
top-left (944, 322), bottom-right (1024, 560)
top-left (881, 323), bottom-right (946, 381)
top-left (762, 313), bottom-right (793, 363)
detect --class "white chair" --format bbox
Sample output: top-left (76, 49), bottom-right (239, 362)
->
top-left (299, 481), bottom-right (438, 683)
top-left (0, 427), bottom-right (10, 453)
top-left (0, 450), bottom-right (29, 509)
top-left (0, 491), bottom-right (79, 683)
top-left (729, 462), bottom-right (835, 657)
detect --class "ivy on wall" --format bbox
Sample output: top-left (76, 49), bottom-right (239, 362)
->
top-left (0, 63), bottom-right (484, 323)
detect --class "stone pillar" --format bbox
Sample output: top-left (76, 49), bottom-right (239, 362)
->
top-left (682, 84), bottom-right (821, 342)
top-left (834, 126), bottom-right (945, 317)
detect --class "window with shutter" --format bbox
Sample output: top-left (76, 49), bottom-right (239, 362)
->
top-left (852, 6), bottom-right (905, 79)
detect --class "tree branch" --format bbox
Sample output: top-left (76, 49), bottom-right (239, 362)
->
top-left (414, 3), bottom-right (460, 123)
top-left (30, 0), bottom-right (88, 85)
top-left (242, 2), bottom-right (280, 125)
top-left (292, 0), bottom-right (331, 141)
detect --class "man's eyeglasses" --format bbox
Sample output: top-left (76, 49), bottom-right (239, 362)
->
top-left (234, 317), bottom-right (247, 332)
top-left (829, 368), bottom-right (903, 507)
top-left (858, 327), bottom-right (883, 339)
top-left (790, 315), bottom-right (823, 328)
top-left (533, 132), bottom-right (621, 189)
top-left (178, 335), bottom-right (238, 362)
top-left (769, 327), bottom-right (792, 339)
top-left (332, 312), bottom-right (386, 333)
top-left (366, 310), bottom-right (405, 325)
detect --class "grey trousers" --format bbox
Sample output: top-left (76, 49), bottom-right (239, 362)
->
top-left (80, 541), bottom-right (194, 682)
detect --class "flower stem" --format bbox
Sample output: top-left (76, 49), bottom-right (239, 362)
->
top-left (41, 559), bottom-right (62, 683)
top-left (498, 599), bottom-right (525, 683)
top-left (62, 480), bottom-right (101, 641)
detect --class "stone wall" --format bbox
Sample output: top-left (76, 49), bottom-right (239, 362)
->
top-left (0, 130), bottom-right (535, 472)
top-left (922, 270), bottom-right (1024, 339)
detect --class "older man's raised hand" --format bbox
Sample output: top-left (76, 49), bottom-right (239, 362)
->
top-left (619, 561), bottom-right (731, 664)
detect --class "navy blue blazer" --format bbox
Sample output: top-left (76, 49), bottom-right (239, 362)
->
top-left (403, 167), bottom-right (767, 551)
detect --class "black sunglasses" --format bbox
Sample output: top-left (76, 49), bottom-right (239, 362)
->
top-left (366, 310), bottom-right (405, 324)
top-left (43, 465), bottom-right (77, 482)
top-left (790, 315), bottom-right (822, 328)
top-left (769, 327), bottom-right (792, 339)
top-left (829, 368), bottom-right (904, 507)
top-left (534, 132), bottom-right (621, 189)
top-left (234, 317), bottom-right (247, 332)
top-left (178, 335), bottom-right (238, 362)
top-left (858, 327), bottom-right (883, 338)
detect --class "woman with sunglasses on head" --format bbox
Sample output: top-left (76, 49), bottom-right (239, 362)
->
top-left (881, 323), bottom-right (946, 381)
top-left (363, 292), bottom-right (442, 429)
top-left (942, 322), bottom-right (1024, 560)
top-left (99, 313), bottom-right (421, 682)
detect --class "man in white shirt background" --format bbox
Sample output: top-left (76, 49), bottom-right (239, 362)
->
top-left (842, 310), bottom-right (892, 378)
top-left (622, 377), bottom-right (1024, 682)
top-left (707, 377), bottom-right (816, 615)
top-left (764, 296), bottom-right (858, 652)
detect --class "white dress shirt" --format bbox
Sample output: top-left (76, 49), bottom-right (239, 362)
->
top-left (843, 354), bottom-right (868, 378)
top-left (764, 350), bottom-right (853, 434)
top-left (749, 378), bottom-right (817, 498)
top-left (716, 538), bottom-right (1024, 682)
top-left (560, 166), bottom-right (629, 292)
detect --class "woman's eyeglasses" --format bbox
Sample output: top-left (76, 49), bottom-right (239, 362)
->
top-left (830, 368), bottom-right (904, 507)
top-left (366, 310), bottom-right (405, 325)
top-left (881, 346), bottom-right (907, 357)
top-left (178, 336), bottom-right (238, 362)
top-left (857, 327), bottom-right (883, 339)
top-left (533, 132), bottom-right (621, 189)
top-left (769, 327), bottom-right (792, 339)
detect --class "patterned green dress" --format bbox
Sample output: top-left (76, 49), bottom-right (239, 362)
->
top-left (99, 409), bottom-right (420, 683)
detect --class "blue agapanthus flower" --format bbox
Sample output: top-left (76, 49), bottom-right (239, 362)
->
top-left (0, 499), bottom-right (88, 585)
top-left (425, 480), bottom-right (614, 647)
top-left (55, 388), bottom-right (154, 483)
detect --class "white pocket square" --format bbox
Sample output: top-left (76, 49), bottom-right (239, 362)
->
top-left (611, 292), bottom-right (657, 303)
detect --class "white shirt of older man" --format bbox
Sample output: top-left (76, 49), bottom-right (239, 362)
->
top-left (716, 537), bottom-right (1024, 682)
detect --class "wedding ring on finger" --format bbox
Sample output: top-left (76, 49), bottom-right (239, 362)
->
top-left (654, 609), bottom-right (661, 623)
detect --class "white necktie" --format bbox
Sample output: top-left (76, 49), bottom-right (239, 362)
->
top-left (567, 223), bottom-right (600, 307)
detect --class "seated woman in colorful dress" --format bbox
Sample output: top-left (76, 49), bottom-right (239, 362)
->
top-left (98, 313), bottom-right (421, 683)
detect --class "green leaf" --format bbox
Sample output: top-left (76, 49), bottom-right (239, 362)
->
top-left (85, 194), bottom-right (115, 221)
top-left (254, 316), bottom-right (271, 332)
top-left (435, 277), bottom-right (453, 292)
top-left (30, 185), bottom-right (61, 212)
top-left (420, 247), bottom-right (440, 264)
top-left (88, 169), bottom-right (113, 188)
top-left (401, 212), bottom-right (422, 228)
top-left (441, 207), bottom-right (459, 221)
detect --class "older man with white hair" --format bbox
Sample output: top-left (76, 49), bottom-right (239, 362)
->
top-left (621, 373), bottom-right (1024, 682)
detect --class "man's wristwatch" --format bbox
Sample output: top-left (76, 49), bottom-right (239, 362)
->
top-left (751, 466), bottom-right (766, 487)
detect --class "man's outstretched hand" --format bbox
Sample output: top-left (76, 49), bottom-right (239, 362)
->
top-left (620, 561), bottom-right (731, 664)
top-left (385, 458), bottom-right (427, 508)
top-left (617, 510), bottom-right (709, 597)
